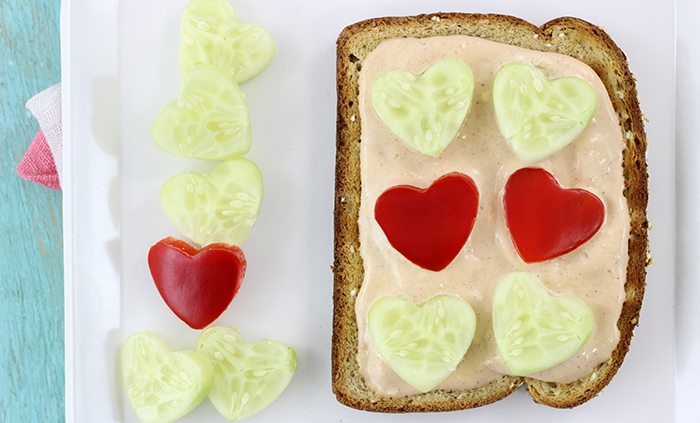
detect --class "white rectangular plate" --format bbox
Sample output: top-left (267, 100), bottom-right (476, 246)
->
top-left (63, 0), bottom-right (677, 422)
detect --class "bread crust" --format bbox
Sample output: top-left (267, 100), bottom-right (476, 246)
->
top-left (332, 13), bottom-right (649, 411)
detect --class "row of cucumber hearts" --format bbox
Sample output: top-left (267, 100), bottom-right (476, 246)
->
top-left (153, 0), bottom-right (275, 161)
top-left (372, 60), bottom-right (598, 163)
top-left (122, 327), bottom-right (297, 423)
top-left (121, 2), bottom-right (295, 423)
top-left (155, 0), bottom-right (275, 246)
top-left (369, 272), bottom-right (595, 393)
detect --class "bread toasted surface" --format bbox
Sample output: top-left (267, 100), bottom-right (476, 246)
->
top-left (332, 13), bottom-right (648, 411)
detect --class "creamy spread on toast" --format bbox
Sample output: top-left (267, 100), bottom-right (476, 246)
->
top-left (355, 35), bottom-right (629, 396)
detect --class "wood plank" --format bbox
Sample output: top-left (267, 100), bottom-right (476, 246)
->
top-left (0, 0), bottom-right (64, 421)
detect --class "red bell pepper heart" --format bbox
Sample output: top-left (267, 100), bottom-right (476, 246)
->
top-left (504, 168), bottom-right (605, 263)
top-left (374, 173), bottom-right (479, 271)
top-left (148, 237), bottom-right (246, 329)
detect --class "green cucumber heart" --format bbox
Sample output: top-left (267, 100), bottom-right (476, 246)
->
top-left (121, 332), bottom-right (214, 423)
top-left (160, 158), bottom-right (263, 247)
top-left (368, 295), bottom-right (476, 392)
top-left (181, 0), bottom-right (275, 84)
top-left (371, 59), bottom-right (474, 157)
top-left (197, 327), bottom-right (297, 421)
top-left (492, 272), bottom-right (595, 376)
top-left (152, 66), bottom-right (251, 160)
top-left (493, 63), bottom-right (597, 163)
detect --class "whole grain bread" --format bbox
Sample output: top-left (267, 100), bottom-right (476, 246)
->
top-left (332, 13), bottom-right (649, 411)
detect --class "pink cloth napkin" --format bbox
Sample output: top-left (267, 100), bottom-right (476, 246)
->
top-left (16, 84), bottom-right (63, 190)
top-left (16, 130), bottom-right (60, 190)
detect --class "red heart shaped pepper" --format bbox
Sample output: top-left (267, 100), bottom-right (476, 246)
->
top-left (374, 173), bottom-right (479, 271)
top-left (504, 168), bottom-right (605, 263)
top-left (148, 237), bottom-right (246, 329)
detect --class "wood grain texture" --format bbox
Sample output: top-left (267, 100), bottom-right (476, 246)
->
top-left (0, 0), bottom-right (64, 421)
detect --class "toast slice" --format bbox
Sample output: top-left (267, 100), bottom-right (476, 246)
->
top-left (332, 13), bottom-right (649, 411)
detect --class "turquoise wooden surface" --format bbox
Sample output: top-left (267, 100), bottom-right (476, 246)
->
top-left (0, 0), bottom-right (64, 421)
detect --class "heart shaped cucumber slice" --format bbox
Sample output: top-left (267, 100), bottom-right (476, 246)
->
top-left (160, 158), bottom-right (263, 246)
top-left (197, 327), bottom-right (297, 421)
top-left (493, 63), bottom-right (597, 163)
top-left (368, 295), bottom-right (476, 392)
top-left (493, 272), bottom-right (595, 376)
top-left (181, 0), bottom-right (275, 84)
top-left (121, 332), bottom-right (213, 423)
top-left (371, 59), bottom-right (474, 157)
top-left (152, 66), bottom-right (251, 160)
